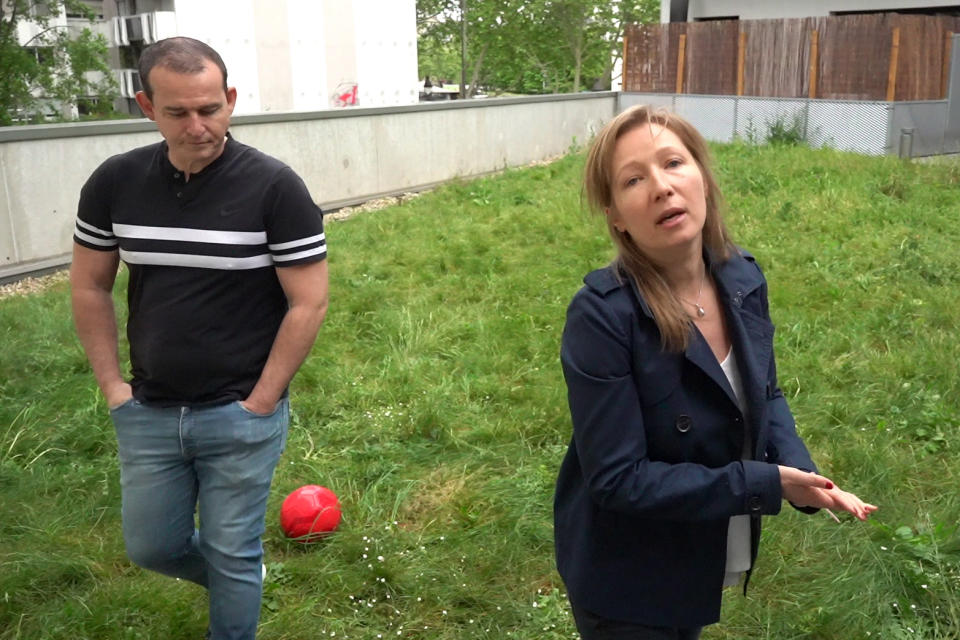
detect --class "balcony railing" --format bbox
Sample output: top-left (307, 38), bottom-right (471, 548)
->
top-left (117, 69), bottom-right (143, 98)
top-left (112, 11), bottom-right (176, 46)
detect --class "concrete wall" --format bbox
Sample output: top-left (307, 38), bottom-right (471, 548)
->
top-left (619, 92), bottom-right (896, 155)
top-left (663, 0), bottom-right (960, 21)
top-left (0, 93), bottom-right (616, 280)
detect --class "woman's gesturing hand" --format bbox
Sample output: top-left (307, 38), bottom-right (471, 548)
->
top-left (778, 465), bottom-right (878, 521)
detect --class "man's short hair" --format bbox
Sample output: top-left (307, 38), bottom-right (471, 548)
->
top-left (138, 37), bottom-right (229, 100)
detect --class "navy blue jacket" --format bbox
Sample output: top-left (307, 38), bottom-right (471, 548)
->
top-left (555, 249), bottom-right (817, 627)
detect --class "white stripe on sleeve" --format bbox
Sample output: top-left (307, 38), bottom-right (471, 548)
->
top-left (272, 245), bottom-right (327, 263)
top-left (269, 233), bottom-right (325, 251)
top-left (76, 218), bottom-right (115, 238)
top-left (75, 229), bottom-right (119, 247)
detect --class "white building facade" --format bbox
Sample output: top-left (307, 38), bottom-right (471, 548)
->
top-left (107, 0), bottom-right (419, 115)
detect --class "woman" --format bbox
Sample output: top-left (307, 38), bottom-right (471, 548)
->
top-left (554, 106), bottom-right (876, 639)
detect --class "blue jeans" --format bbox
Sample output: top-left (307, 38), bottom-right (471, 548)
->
top-left (110, 398), bottom-right (289, 640)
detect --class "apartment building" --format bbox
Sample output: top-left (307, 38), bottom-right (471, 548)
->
top-left (9, 0), bottom-right (112, 119)
top-left (106, 0), bottom-right (418, 115)
top-left (13, 0), bottom-right (418, 118)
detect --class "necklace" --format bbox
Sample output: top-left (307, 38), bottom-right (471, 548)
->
top-left (677, 265), bottom-right (706, 318)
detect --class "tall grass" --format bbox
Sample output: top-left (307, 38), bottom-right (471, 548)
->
top-left (2, 144), bottom-right (959, 639)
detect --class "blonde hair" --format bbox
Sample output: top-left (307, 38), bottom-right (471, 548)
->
top-left (583, 105), bottom-right (734, 352)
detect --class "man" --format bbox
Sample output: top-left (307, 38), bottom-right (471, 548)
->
top-left (70, 37), bottom-right (328, 639)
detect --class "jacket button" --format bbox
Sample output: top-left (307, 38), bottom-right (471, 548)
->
top-left (675, 415), bottom-right (692, 433)
top-left (749, 496), bottom-right (762, 511)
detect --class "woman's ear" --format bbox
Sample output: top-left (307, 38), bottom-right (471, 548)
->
top-left (606, 207), bottom-right (624, 233)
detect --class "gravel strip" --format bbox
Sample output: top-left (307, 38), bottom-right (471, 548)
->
top-left (0, 270), bottom-right (70, 301)
top-left (324, 191), bottom-right (423, 222)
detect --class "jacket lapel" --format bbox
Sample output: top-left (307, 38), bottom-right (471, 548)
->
top-left (625, 262), bottom-right (742, 410)
top-left (712, 254), bottom-right (774, 457)
top-left (624, 254), bottom-right (775, 441)
top-left (683, 329), bottom-right (738, 407)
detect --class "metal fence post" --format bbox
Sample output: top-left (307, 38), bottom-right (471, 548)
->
top-left (898, 127), bottom-right (915, 158)
top-left (733, 96), bottom-right (739, 141)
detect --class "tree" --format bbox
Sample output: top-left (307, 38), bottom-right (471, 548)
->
top-left (417, 0), bottom-right (514, 95)
top-left (417, 0), bottom-right (460, 83)
top-left (0, 0), bottom-right (116, 125)
top-left (416, 0), bottom-right (658, 96)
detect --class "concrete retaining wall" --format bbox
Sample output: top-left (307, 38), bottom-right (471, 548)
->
top-left (0, 93), bottom-right (617, 281)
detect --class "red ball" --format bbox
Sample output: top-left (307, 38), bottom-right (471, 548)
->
top-left (280, 485), bottom-right (342, 542)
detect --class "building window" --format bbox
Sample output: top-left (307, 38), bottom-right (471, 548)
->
top-left (67, 1), bottom-right (104, 20)
top-left (116, 0), bottom-right (138, 16)
top-left (119, 42), bottom-right (146, 69)
top-left (29, 2), bottom-right (53, 18)
top-left (26, 47), bottom-right (55, 65)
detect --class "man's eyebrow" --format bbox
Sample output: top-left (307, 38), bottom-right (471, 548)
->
top-left (162, 103), bottom-right (221, 113)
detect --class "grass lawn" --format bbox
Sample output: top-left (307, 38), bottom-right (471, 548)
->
top-left (2, 142), bottom-right (960, 639)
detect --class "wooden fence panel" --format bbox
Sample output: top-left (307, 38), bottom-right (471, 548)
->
top-left (663, 22), bottom-right (688, 93)
top-left (816, 14), bottom-right (890, 100)
top-left (741, 18), bottom-right (813, 97)
top-left (624, 24), bottom-right (663, 92)
top-left (625, 14), bottom-right (958, 101)
top-left (623, 24), bottom-right (655, 92)
top-left (684, 20), bottom-right (739, 95)
top-left (894, 15), bottom-right (960, 100)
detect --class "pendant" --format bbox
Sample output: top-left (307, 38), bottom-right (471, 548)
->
top-left (695, 304), bottom-right (706, 318)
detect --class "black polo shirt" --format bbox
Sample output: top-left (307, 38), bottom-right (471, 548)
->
top-left (74, 135), bottom-right (326, 406)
